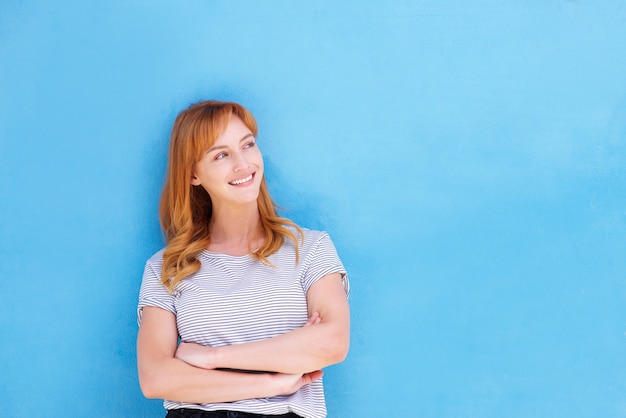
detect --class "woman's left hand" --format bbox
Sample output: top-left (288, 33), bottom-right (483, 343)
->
top-left (304, 311), bottom-right (321, 327)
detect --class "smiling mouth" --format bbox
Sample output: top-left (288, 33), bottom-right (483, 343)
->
top-left (229, 173), bottom-right (254, 185)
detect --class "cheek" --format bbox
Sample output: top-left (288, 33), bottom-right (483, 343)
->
top-left (195, 165), bottom-right (224, 189)
top-left (255, 150), bottom-right (264, 170)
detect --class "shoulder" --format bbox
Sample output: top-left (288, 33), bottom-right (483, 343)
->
top-left (274, 226), bottom-right (331, 256)
top-left (300, 227), bottom-right (327, 243)
top-left (296, 228), bottom-right (339, 256)
top-left (145, 248), bottom-right (165, 269)
top-left (290, 227), bottom-right (330, 246)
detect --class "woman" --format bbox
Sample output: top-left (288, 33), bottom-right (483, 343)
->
top-left (137, 100), bottom-right (350, 418)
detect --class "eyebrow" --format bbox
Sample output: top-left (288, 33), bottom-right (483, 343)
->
top-left (207, 133), bottom-right (254, 153)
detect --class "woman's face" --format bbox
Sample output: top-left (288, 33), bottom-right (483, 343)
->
top-left (191, 115), bottom-right (264, 209)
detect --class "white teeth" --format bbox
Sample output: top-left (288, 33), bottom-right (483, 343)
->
top-left (230, 174), bottom-right (253, 185)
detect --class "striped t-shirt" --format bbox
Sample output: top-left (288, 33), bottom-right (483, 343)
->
top-left (138, 229), bottom-right (349, 418)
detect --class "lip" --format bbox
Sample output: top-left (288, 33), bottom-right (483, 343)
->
top-left (228, 172), bottom-right (255, 186)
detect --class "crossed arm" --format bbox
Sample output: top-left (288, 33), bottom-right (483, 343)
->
top-left (137, 272), bottom-right (350, 403)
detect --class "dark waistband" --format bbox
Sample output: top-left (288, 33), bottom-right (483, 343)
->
top-left (165, 408), bottom-right (302, 418)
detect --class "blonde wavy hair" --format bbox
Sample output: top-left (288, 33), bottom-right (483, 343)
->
top-left (159, 100), bottom-right (302, 292)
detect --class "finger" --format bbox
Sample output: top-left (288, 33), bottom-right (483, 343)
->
top-left (304, 312), bottom-right (320, 327)
top-left (303, 370), bottom-right (324, 384)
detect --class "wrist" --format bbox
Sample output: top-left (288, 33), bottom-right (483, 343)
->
top-left (203, 345), bottom-right (218, 369)
top-left (267, 372), bottom-right (287, 396)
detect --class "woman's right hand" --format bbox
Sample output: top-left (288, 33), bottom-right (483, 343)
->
top-left (273, 370), bottom-right (324, 396)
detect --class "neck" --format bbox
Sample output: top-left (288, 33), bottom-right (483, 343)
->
top-left (208, 202), bottom-right (264, 249)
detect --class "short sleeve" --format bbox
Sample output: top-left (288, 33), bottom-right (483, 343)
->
top-left (301, 232), bottom-right (349, 297)
top-left (137, 257), bottom-right (176, 325)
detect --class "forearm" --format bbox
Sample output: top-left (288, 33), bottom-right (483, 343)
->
top-left (211, 274), bottom-right (351, 374)
top-left (137, 307), bottom-right (290, 404)
top-left (139, 356), bottom-right (277, 404)
top-left (213, 322), bottom-right (349, 374)
top-left (175, 274), bottom-right (351, 375)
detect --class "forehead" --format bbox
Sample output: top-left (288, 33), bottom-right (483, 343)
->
top-left (212, 115), bottom-right (253, 145)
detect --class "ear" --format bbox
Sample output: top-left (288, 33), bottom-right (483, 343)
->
top-left (191, 173), bottom-right (201, 186)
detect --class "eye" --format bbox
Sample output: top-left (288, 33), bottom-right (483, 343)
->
top-left (214, 152), bottom-right (228, 160)
top-left (243, 140), bottom-right (256, 149)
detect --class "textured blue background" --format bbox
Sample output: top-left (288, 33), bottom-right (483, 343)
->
top-left (1, 1), bottom-right (626, 417)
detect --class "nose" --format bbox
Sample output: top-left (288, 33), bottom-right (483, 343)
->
top-left (232, 150), bottom-right (248, 171)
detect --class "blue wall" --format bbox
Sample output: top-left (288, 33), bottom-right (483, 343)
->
top-left (1, 1), bottom-right (625, 417)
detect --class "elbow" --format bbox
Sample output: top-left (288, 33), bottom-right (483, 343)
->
top-left (324, 332), bottom-right (350, 365)
top-left (139, 378), bottom-right (159, 399)
top-left (140, 387), bottom-right (159, 400)
top-left (335, 336), bottom-right (350, 363)
top-left (138, 370), bottom-right (167, 399)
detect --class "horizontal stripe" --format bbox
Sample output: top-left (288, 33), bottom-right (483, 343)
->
top-left (138, 229), bottom-right (348, 418)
